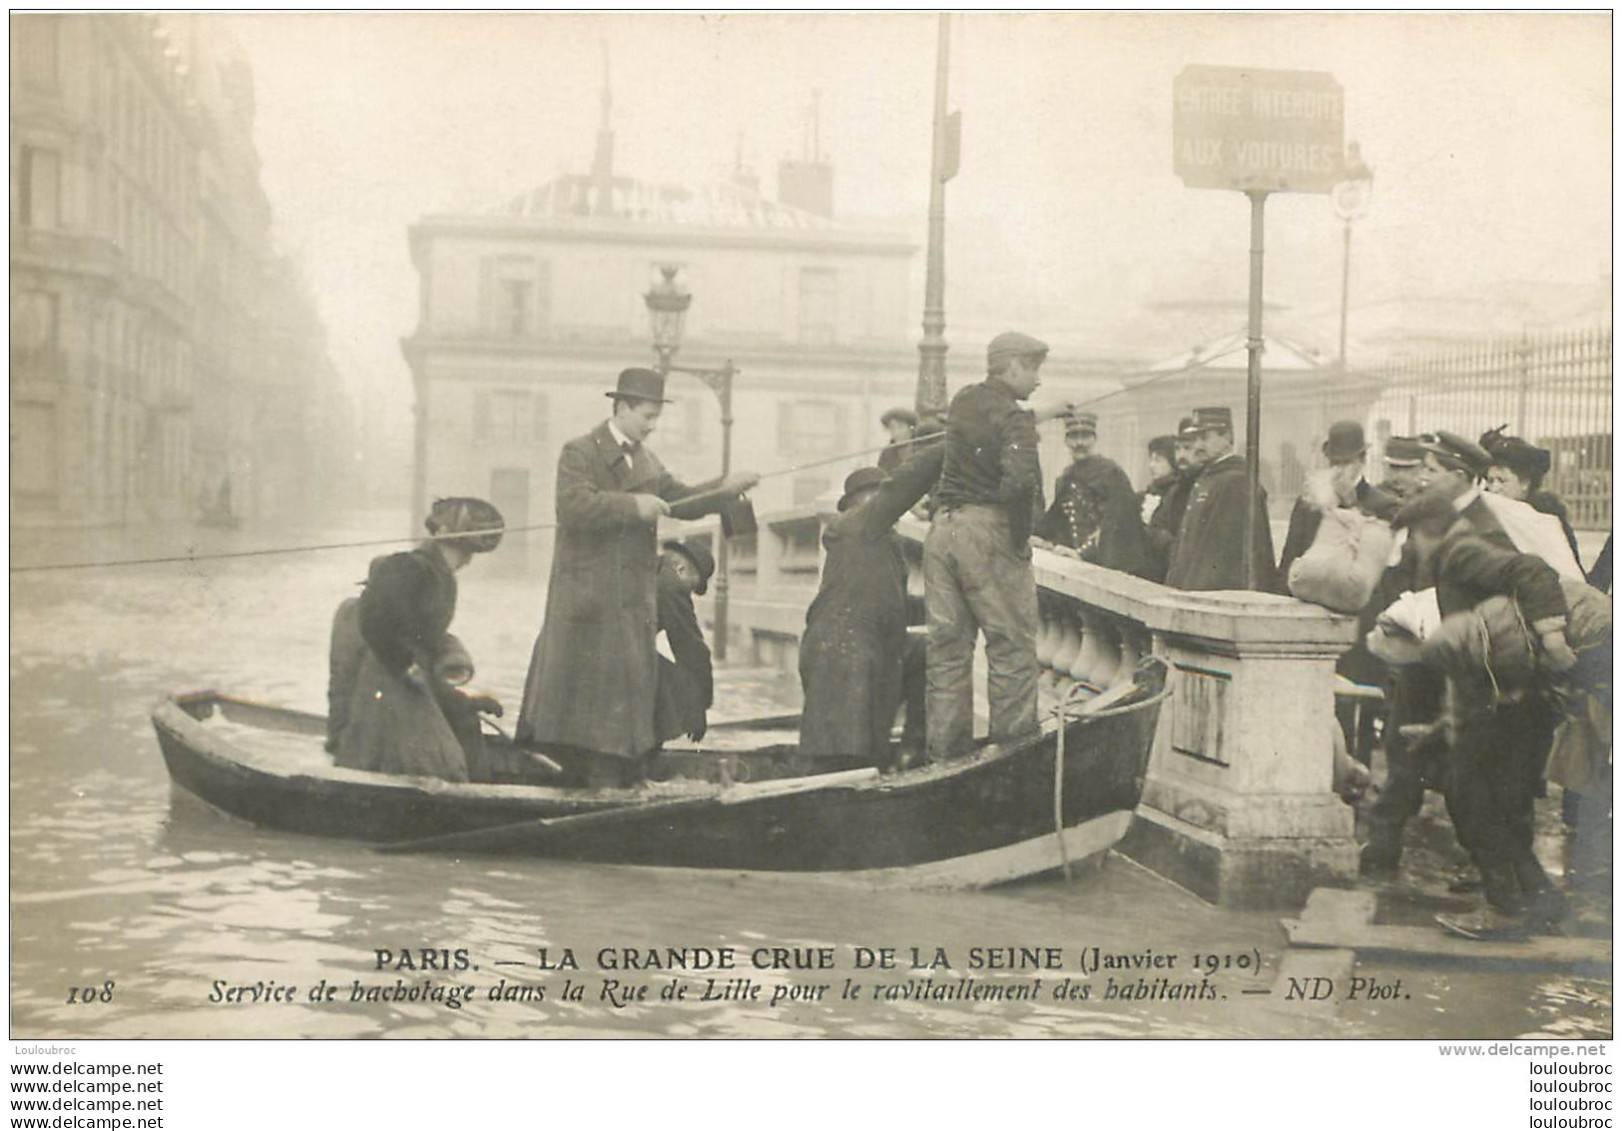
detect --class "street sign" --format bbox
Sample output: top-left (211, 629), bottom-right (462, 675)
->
top-left (1173, 65), bottom-right (1345, 194)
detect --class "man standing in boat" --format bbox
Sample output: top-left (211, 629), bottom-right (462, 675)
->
top-left (515, 368), bottom-right (757, 787)
top-left (924, 331), bottom-right (1074, 762)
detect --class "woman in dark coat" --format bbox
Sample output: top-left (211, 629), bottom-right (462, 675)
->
top-left (799, 444), bottom-right (944, 770)
top-left (333, 497), bottom-right (504, 782)
top-left (1480, 427), bottom-right (1581, 563)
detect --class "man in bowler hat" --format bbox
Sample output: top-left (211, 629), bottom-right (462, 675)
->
top-left (1277, 420), bottom-right (1398, 580)
top-left (516, 367), bottom-right (758, 786)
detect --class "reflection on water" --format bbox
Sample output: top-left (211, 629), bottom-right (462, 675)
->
top-left (10, 514), bottom-right (1612, 1039)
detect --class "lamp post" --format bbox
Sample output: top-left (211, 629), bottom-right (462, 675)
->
top-left (1332, 141), bottom-right (1374, 372)
top-left (644, 264), bottom-right (738, 661)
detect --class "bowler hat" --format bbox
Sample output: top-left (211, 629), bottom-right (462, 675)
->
top-left (1191, 406), bottom-right (1233, 433)
top-left (1416, 431), bottom-right (1491, 478)
top-left (605, 367), bottom-right (671, 404)
top-left (663, 539), bottom-right (715, 596)
top-left (987, 331), bottom-right (1049, 369)
top-left (1065, 411), bottom-right (1098, 436)
top-left (838, 466), bottom-right (886, 512)
top-left (1383, 436), bottom-right (1423, 467)
top-left (880, 406), bottom-right (919, 429)
top-left (1322, 420), bottom-right (1368, 463)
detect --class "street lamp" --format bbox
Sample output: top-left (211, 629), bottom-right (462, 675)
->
top-left (1333, 141), bottom-right (1375, 371)
top-left (643, 264), bottom-right (739, 662)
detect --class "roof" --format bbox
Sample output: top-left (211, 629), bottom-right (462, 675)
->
top-left (498, 173), bottom-right (834, 232)
top-left (1145, 329), bottom-right (1330, 374)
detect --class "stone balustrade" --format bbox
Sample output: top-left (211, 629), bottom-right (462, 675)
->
top-left (674, 505), bottom-right (1363, 909)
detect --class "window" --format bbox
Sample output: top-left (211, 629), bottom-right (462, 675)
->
top-left (20, 147), bottom-right (61, 229)
top-left (777, 398), bottom-right (847, 458)
top-left (11, 291), bottom-right (59, 354)
top-left (16, 17), bottom-right (60, 91)
top-left (473, 387), bottom-right (548, 444)
top-left (798, 267), bottom-right (838, 345)
top-left (484, 258), bottom-right (550, 337)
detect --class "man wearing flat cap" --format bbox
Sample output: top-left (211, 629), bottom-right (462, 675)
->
top-left (877, 406), bottom-right (919, 474)
top-left (800, 441), bottom-right (945, 770)
top-left (925, 330), bottom-right (1076, 761)
top-left (517, 367), bottom-right (759, 785)
top-left (1036, 411), bottom-right (1149, 576)
top-left (1165, 406), bottom-right (1281, 593)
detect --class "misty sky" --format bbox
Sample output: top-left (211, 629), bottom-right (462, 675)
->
top-left (225, 12), bottom-right (1610, 411)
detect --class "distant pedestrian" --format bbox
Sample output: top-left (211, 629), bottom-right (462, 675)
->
top-left (877, 406), bottom-right (919, 474)
top-left (1164, 406), bottom-right (1280, 593)
top-left (925, 331), bottom-right (1073, 761)
top-left (1036, 411), bottom-right (1149, 575)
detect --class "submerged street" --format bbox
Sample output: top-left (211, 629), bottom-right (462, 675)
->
top-left (9, 516), bottom-right (1610, 1039)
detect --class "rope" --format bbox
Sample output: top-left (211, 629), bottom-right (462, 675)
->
top-left (12, 347), bottom-right (1244, 575)
top-left (1050, 680), bottom-right (1099, 883)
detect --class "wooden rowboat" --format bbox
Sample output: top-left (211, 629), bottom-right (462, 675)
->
top-left (151, 658), bottom-right (1168, 888)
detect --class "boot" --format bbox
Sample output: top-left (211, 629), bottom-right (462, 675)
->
top-left (1436, 864), bottom-right (1530, 940)
top-left (1513, 853), bottom-right (1568, 931)
top-left (1358, 833), bottom-right (1402, 879)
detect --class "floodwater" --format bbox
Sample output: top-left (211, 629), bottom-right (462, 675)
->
top-left (9, 513), bottom-right (1612, 1039)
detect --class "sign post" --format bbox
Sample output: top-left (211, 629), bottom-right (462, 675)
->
top-left (1173, 65), bottom-right (1345, 590)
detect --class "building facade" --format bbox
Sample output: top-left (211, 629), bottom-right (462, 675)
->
top-left (9, 13), bottom-right (352, 525)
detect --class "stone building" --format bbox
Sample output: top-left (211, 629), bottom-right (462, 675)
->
top-left (8, 13), bottom-right (351, 525)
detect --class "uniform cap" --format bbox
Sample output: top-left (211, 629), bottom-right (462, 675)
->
top-left (1415, 430), bottom-right (1492, 478)
top-left (1191, 406), bottom-right (1233, 432)
top-left (1065, 411), bottom-right (1099, 436)
top-left (1383, 436), bottom-right (1424, 467)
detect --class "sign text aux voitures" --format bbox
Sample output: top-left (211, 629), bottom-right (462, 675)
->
top-left (1173, 65), bottom-right (1345, 194)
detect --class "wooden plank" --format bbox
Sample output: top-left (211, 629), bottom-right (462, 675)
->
top-left (1261, 887), bottom-right (1377, 1012)
top-left (1300, 888), bottom-right (1379, 925)
top-left (1283, 919), bottom-right (1611, 972)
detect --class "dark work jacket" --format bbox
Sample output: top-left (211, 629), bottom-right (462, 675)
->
top-left (1431, 530), bottom-right (1569, 623)
top-left (1165, 453), bottom-right (1281, 593)
top-left (357, 545), bottom-right (458, 677)
top-left (799, 444), bottom-right (944, 760)
top-left (653, 558), bottom-right (713, 745)
top-left (1588, 534), bottom-right (1613, 593)
top-left (1037, 454), bottom-right (1150, 577)
top-left (1142, 468), bottom-right (1196, 584)
top-left (1277, 478), bottom-right (1400, 580)
top-left (934, 379), bottom-right (1043, 554)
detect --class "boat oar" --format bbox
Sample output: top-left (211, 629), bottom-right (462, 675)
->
top-left (375, 767), bottom-right (879, 857)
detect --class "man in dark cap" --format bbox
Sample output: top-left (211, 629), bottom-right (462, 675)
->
top-left (1278, 421), bottom-right (1398, 580)
top-left (925, 330), bottom-right (1075, 761)
top-left (516, 367), bottom-right (759, 786)
top-left (652, 540), bottom-right (716, 751)
top-left (800, 443), bottom-right (946, 770)
top-left (1377, 436), bottom-right (1426, 501)
top-left (1036, 411), bottom-right (1149, 576)
top-left (877, 406), bottom-right (920, 474)
top-left (1141, 419), bottom-right (1202, 584)
top-left (1390, 491), bottom-right (1575, 938)
top-left (1165, 407), bottom-right (1280, 592)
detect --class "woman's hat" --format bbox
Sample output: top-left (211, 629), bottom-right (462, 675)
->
top-left (605, 367), bottom-right (671, 404)
top-left (838, 466), bottom-right (886, 512)
top-left (662, 540), bottom-right (716, 596)
top-left (1479, 426), bottom-right (1551, 482)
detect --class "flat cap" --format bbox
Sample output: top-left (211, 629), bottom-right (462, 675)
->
top-left (987, 331), bottom-right (1049, 368)
top-left (879, 406), bottom-right (918, 428)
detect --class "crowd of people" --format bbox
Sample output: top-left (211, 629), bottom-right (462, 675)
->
top-left (323, 334), bottom-right (1610, 940)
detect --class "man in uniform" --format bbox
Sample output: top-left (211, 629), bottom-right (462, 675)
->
top-left (516, 367), bottom-right (757, 787)
top-left (925, 331), bottom-right (1073, 762)
top-left (1142, 418), bottom-right (1202, 584)
top-left (1377, 435), bottom-right (1426, 501)
top-left (1036, 412), bottom-right (1149, 576)
top-left (1165, 406), bottom-right (1280, 593)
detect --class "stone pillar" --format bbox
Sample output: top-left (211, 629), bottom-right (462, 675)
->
top-left (1033, 556), bottom-right (1361, 909)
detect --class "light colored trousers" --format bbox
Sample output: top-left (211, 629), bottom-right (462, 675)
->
top-left (923, 505), bottom-right (1040, 760)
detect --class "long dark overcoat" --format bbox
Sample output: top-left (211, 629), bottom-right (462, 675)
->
top-left (516, 422), bottom-right (719, 761)
top-left (799, 446), bottom-right (943, 761)
top-left (1036, 454), bottom-right (1150, 576)
top-left (1165, 453), bottom-right (1281, 593)
top-left (653, 558), bottom-right (714, 745)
